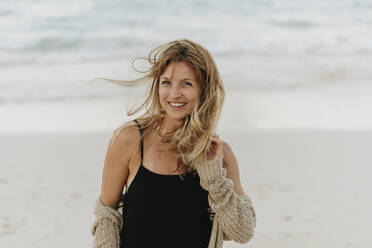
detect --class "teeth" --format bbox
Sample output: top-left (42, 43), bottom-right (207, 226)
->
top-left (169, 102), bottom-right (186, 107)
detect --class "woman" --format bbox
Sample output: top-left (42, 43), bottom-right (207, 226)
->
top-left (90, 39), bottom-right (256, 248)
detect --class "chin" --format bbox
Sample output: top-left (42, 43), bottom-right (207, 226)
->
top-left (165, 111), bottom-right (189, 120)
top-left (169, 114), bottom-right (188, 121)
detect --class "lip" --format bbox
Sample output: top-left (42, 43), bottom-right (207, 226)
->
top-left (168, 101), bottom-right (187, 110)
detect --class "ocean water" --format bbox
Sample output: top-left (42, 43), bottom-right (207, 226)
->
top-left (1, 0), bottom-right (372, 103)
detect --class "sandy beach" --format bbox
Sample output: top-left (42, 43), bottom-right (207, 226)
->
top-left (1, 82), bottom-right (372, 247)
top-left (1, 129), bottom-right (372, 247)
top-left (2, 1), bottom-right (372, 247)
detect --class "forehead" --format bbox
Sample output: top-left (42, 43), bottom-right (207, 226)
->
top-left (161, 61), bottom-right (196, 80)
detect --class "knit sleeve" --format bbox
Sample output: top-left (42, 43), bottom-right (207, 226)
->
top-left (195, 155), bottom-right (257, 244)
top-left (90, 196), bottom-right (123, 248)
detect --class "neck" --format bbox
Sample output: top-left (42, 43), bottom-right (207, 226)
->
top-left (159, 113), bottom-right (185, 135)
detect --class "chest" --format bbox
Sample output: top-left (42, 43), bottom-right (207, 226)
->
top-left (143, 142), bottom-right (182, 173)
top-left (126, 137), bottom-right (187, 191)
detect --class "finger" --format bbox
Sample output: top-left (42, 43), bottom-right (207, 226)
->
top-left (210, 137), bottom-right (222, 145)
top-left (213, 136), bottom-right (222, 142)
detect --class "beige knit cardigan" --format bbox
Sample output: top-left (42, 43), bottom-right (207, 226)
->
top-left (91, 154), bottom-right (257, 248)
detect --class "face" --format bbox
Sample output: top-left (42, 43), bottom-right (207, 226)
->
top-left (159, 61), bottom-right (202, 121)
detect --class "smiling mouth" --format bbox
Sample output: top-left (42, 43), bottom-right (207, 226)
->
top-left (168, 102), bottom-right (187, 108)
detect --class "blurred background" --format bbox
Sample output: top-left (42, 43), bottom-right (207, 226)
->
top-left (1, 0), bottom-right (371, 247)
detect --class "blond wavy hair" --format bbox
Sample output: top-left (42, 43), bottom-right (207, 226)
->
top-left (91, 39), bottom-right (225, 179)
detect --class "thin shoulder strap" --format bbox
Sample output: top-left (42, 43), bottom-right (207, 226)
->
top-left (133, 119), bottom-right (143, 163)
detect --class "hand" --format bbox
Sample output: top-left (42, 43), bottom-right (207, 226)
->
top-left (205, 134), bottom-right (224, 161)
top-left (194, 134), bottom-right (225, 185)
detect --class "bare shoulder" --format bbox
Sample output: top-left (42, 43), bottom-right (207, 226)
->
top-left (99, 121), bottom-right (141, 207)
top-left (112, 121), bottom-right (141, 145)
top-left (106, 121), bottom-right (142, 174)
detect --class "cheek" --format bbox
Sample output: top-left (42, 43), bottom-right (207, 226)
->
top-left (184, 96), bottom-right (199, 110)
top-left (190, 90), bottom-right (201, 103)
top-left (159, 88), bottom-right (168, 99)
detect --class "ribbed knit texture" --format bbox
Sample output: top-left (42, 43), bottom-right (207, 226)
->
top-left (91, 154), bottom-right (256, 248)
top-left (91, 197), bottom-right (123, 248)
top-left (195, 154), bottom-right (257, 247)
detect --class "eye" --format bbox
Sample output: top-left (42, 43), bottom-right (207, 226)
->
top-left (161, 80), bottom-right (170, 84)
top-left (184, 82), bottom-right (192, 86)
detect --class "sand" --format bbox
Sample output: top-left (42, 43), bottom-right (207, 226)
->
top-left (1, 83), bottom-right (372, 247)
top-left (1, 130), bottom-right (372, 247)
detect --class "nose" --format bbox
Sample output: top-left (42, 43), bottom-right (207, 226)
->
top-left (169, 86), bottom-right (182, 99)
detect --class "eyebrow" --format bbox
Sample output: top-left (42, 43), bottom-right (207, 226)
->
top-left (162, 77), bottom-right (192, 81)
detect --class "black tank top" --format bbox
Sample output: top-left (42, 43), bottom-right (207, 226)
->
top-left (120, 120), bottom-right (212, 248)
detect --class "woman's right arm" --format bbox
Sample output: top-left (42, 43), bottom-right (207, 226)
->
top-left (91, 125), bottom-right (137, 248)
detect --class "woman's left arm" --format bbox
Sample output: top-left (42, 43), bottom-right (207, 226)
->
top-left (195, 136), bottom-right (257, 243)
top-left (222, 141), bottom-right (246, 196)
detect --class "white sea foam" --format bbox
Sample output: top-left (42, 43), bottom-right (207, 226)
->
top-left (1, 0), bottom-right (372, 102)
